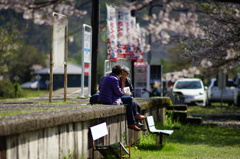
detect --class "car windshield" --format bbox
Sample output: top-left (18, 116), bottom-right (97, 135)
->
top-left (213, 80), bottom-right (235, 87)
top-left (175, 81), bottom-right (202, 89)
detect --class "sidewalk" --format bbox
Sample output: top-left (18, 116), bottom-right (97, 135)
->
top-left (40, 87), bottom-right (90, 99)
top-left (0, 87), bottom-right (91, 109)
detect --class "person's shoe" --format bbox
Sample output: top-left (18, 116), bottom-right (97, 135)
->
top-left (128, 124), bottom-right (141, 131)
top-left (134, 114), bottom-right (146, 120)
top-left (136, 122), bottom-right (144, 127)
top-left (140, 126), bottom-right (147, 131)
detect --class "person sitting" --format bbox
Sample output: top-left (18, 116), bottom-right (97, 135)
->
top-left (98, 65), bottom-right (124, 105)
top-left (120, 66), bottom-right (146, 130)
top-left (119, 66), bottom-right (134, 96)
top-left (98, 65), bottom-right (145, 131)
top-left (144, 83), bottom-right (161, 97)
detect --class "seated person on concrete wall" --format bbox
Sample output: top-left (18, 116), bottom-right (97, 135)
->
top-left (120, 66), bottom-right (146, 130)
top-left (98, 65), bottom-right (145, 131)
top-left (119, 66), bottom-right (134, 96)
top-left (143, 83), bottom-right (161, 97)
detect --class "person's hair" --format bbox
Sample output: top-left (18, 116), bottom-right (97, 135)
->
top-left (122, 66), bottom-right (130, 75)
top-left (112, 65), bottom-right (122, 75)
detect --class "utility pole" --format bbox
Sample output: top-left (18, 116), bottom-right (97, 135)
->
top-left (131, 0), bottom-right (136, 88)
top-left (91, 0), bottom-right (99, 95)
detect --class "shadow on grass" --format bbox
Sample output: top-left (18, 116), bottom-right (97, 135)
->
top-left (136, 144), bottom-right (164, 151)
top-left (135, 123), bottom-right (240, 149)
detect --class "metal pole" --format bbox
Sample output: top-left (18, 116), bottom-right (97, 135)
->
top-left (81, 25), bottom-right (85, 98)
top-left (88, 27), bottom-right (92, 97)
top-left (49, 48), bottom-right (53, 103)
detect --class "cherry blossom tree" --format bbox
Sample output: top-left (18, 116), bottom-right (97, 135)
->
top-left (0, 0), bottom-right (87, 25)
top-left (136, 0), bottom-right (240, 77)
top-left (181, 1), bottom-right (240, 75)
top-left (1, 0), bottom-right (239, 79)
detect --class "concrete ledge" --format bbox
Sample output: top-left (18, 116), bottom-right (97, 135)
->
top-left (0, 97), bottom-right (171, 136)
top-left (0, 97), bottom-right (172, 159)
top-left (0, 105), bottom-right (125, 136)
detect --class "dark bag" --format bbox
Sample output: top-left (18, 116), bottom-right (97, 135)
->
top-left (89, 93), bottom-right (99, 105)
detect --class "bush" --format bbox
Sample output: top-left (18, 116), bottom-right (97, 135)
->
top-left (0, 80), bottom-right (16, 98)
top-left (14, 82), bottom-right (22, 98)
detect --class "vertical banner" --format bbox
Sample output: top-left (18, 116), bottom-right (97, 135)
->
top-left (136, 24), bottom-right (144, 62)
top-left (52, 12), bottom-right (68, 67)
top-left (106, 5), bottom-right (118, 62)
top-left (106, 4), bottom-right (145, 63)
top-left (116, 7), bottom-right (128, 58)
top-left (128, 17), bottom-right (138, 61)
top-left (125, 10), bottom-right (133, 56)
top-left (138, 28), bottom-right (146, 62)
top-left (81, 24), bottom-right (92, 98)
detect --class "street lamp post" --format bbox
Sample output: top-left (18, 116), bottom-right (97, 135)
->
top-left (148, 3), bottom-right (163, 64)
top-left (148, 3), bottom-right (163, 96)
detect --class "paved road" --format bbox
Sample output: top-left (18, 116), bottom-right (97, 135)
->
top-left (0, 87), bottom-right (91, 112)
top-left (40, 87), bottom-right (91, 99)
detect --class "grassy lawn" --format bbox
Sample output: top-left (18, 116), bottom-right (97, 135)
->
top-left (21, 89), bottom-right (49, 98)
top-left (187, 105), bottom-right (239, 115)
top-left (0, 89), bottom-right (48, 101)
top-left (130, 106), bottom-right (240, 159)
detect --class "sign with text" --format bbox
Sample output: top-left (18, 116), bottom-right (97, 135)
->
top-left (81, 24), bottom-right (92, 98)
top-left (52, 12), bottom-right (68, 67)
top-left (83, 25), bottom-right (91, 64)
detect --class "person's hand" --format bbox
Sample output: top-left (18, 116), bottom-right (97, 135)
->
top-left (124, 92), bottom-right (131, 96)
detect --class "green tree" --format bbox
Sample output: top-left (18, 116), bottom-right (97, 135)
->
top-left (0, 27), bottom-right (22, 75)
top-left (8, 45), bottom-right (46, 83)
top-left (166, 43), bottom-right (191, 72)
top-left (0, 80), bottom-right (15, 98)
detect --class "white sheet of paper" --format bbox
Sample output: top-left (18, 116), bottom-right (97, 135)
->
top-left (123, 87), bottom-right (131, 96)
top-left (90, 122), bottom-right (108, 140)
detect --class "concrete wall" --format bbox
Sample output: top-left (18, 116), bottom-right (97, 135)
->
top-left (0, 97), bottom-right (171, 159)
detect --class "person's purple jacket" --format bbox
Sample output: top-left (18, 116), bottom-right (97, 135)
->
top-left (98, 73), bottom-right (124, 104)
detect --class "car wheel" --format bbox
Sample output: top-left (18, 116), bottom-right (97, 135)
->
top-left (237, 95), bottom-right (240, 107)
top-left (208, 100), bottom-right (211, 106)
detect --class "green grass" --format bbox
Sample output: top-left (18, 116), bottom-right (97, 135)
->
top-left (131, 107), bottom-right (240, 159)
top-left (187, 105), bottom-right (239, 115)
top-left (0, 89), bottom-right (48, 101)
top-left (21, 89), bottom-right (48, 97)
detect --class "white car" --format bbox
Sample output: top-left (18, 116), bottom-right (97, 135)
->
top-left (207, 78), bottom-right (235, 105)
top-left (172, 78), bottom-right (208, 106)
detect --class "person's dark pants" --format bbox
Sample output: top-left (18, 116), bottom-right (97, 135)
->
top-left (121, 96), bottom-right (141, 125)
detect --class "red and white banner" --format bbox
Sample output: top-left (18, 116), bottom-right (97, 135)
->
top-left (107, 5), bottom-right (118, 62)
top-left (123, 8), bottom-right (133, 56)
top-left (128, 17), bottom-right (138, 61)
top-left (106, 5), bottom-right (145, 62)
top-left (116, 7), bottom-right (130, 58)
